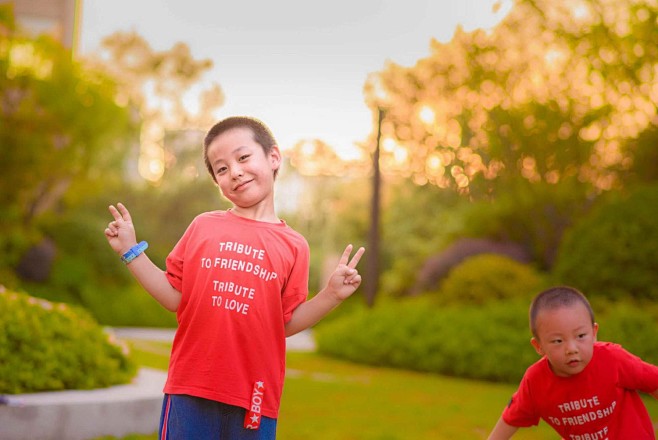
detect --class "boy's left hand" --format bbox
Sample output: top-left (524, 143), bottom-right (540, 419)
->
top-left (327, 244), bottom-right (365, 301)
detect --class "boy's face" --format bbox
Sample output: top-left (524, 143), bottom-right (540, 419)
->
top-left (206, 127), bottom-right (281, 210)
top-left (530, 302), bottom-right (598, 377)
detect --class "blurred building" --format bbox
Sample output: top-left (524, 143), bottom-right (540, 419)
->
top-left (3, 0), bottom-right (81, 52)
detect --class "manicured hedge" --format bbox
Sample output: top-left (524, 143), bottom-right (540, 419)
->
top-left (0, 287), bottom-right (136, 393)
top-left (316, 298), bottom-right (536, 383)
top-left (316, 297), bottom-right (658, 384)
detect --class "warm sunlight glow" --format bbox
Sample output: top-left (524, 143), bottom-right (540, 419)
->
top-left (138, 125), bottom-right (166, 183)
top-left (6, 43), bottom-right (53, 79)
top-left (301, 140), bottom-right (317, 156)
top-left (571, 2), bottom-right (591, 22)
top-left (418, 105), bottom-right (436, 125)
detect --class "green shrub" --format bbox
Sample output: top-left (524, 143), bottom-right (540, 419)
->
top-left (316, 297), bottom-right (658, 384)
top-left (553, 184), bottom-right (658, 301)
top-left (432, 254), bottom-right (546, 306)
top-left (596, 302), bottom-right (658, 366)
top-left (0, 287), bottom-right (136, 393)
top-left (79, 283), bottom-right (178, 328)
top-left (316, 298), bottom-right (537, 383)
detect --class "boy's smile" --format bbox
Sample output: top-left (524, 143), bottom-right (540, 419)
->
top-left (530, 301), bottom-right (599, 377)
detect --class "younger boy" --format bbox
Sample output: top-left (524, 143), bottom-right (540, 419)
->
top-left (487, 286), bottom-right (658, 439)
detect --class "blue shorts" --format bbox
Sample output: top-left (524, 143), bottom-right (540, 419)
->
top-left (159, 394), bottom-right (278, 440)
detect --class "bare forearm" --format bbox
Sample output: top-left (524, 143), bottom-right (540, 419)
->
top-left (284, 288), bottom-right (341, 337)
top-left (125, 253), bottom-right (181, 312)
top-left (285, 244), bottom-right (364, 337)
top-left (487, 417), bottom-right (518, 440)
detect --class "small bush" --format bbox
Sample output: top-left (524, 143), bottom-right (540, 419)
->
top-left (316, 297), bottom-right (658, 384)
top-left (409, 238), bottom-right (531, 296)
top-left (553, 184), bottom-right (658, 301)
top-left (433, 254), bottom-right (546, 306)
top-left (0, 287), bottom-right (136, 393)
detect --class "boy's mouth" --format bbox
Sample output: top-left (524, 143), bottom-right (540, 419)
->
top-left (567, 359), bottom-right (580, 367)
top-left (234, 179), bottom-right (252, 191)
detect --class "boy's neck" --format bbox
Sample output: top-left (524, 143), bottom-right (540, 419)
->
top-left (228, 206), bottom-right (280, 224)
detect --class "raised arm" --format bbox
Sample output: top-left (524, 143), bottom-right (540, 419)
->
top-left (487, 417), bottom-right (519, 440)
top-left (284, 244), bottom-right (365, 337)
top-left (104, 202), bottom-right (182, 312)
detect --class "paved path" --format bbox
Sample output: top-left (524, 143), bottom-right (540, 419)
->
top-left (110, 326), bottom-right (317, 351)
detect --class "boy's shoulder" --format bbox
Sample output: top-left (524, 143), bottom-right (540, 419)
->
top-left (593, 341), bottom-right (628, 358)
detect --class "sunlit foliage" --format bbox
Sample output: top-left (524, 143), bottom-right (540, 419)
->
top-left (365, 0), bottom-right (658, 196)
top-left (0, 17), bottom-right (134, 227)
top-left (84, 32), bottom-right (224, 183)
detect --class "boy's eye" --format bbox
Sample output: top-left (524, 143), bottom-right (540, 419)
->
top-left (239, 154), bottom-right (250, 161)
top-left (551, 339), bottom-right (562, 344)
top-left (216, 166), bottom-right (227, 175)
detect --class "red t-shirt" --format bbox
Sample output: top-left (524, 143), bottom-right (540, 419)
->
top-left (163, 210), bottom-right (309, 418)
top-left (503, 342), bottom-right (658, 439)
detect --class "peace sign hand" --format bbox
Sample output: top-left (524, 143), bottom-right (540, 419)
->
top-left (326, 244), bottom-right (366, 301)
top-left (104, 202), bottom-right (138, 255)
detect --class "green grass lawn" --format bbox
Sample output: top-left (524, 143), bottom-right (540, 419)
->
top-left (108, 339), bottom-right (658, 439)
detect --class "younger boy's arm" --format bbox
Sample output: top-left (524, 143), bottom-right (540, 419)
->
top-left (105, 203), bottom-right (182, 312)
top-left (487, 417), bottom-right (519, 440)
top-left (284, 244), bottom-right (364, 337)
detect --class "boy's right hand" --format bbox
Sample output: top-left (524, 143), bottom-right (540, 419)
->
top-left (104, 203), bottom-right (138, 255)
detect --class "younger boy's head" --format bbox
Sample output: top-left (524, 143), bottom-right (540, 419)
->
top-left (203, 116), bottom-right (280, 182)
top-left (529, 286), bottom-right (598, 377)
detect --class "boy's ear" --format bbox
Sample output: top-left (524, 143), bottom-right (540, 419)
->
top-left (593, 322), bottom-right (599, 341)
top-left (530, 337), bottom-right (543, 356)
top-left (269, 145), bottom-right (282, 170)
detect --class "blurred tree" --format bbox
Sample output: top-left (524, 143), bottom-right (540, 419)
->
top-left (85, 31), bottom-right (224, 184)
top-left (0, 9), bottom-right (136, 281)
top-left (365, 0), bottom-right (657, 197)
top-left (0, 8), bottom-right (224, 327)
top-left (355, 0), bottom-right (658, 295)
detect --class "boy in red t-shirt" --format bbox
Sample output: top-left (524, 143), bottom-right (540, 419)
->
top-left (104, 116), bottom-right (365, 439)
top-left (487, 286), bottom-right (658, 439)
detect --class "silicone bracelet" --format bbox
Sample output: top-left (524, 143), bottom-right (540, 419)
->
top-left (121, 241), bottom-right (148, 265)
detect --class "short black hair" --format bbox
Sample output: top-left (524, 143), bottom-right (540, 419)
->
top-left (529, 286), bottom-right (595, 338)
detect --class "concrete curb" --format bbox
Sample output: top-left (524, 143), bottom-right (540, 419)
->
top-left (0, 368), bottom-right (166, 440)
top-left (0, 328), bottom-right (315, 439)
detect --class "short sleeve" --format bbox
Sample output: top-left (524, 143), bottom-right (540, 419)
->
top-left (165, 219), bottom-right (196, 292)
top-left (502, 369), bottom-right (542, 428)
top-left (607, 343), bottom-right (658, 393)
top-left (280, 239), bottom-right (310, 323)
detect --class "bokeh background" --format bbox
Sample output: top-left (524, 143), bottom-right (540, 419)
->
top-left (2, 0), bottom-right (658, 438)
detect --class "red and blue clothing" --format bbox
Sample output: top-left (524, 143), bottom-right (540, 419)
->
top-left (163, 210), bottom-right (309, 420)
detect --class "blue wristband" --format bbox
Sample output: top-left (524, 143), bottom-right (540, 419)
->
top-left (121, 241), bottom-right (148, 265)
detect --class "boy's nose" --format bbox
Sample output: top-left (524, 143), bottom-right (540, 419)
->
top-left (231, 166), bottom-right (244, 178)
top-left (565, 340), bottom-right (578, 354)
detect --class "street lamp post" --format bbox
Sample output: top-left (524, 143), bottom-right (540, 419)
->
top-left (364, 106), bottom-right (384, 308)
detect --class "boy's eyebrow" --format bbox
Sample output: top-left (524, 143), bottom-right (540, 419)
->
top-left (232, 145), bottom-right (249, 154)
top-left (212, 146), bottom-right (250, 165)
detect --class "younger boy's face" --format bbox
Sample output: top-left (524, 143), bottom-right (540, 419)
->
top-left (530, 302), bottom-right (598, 378)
